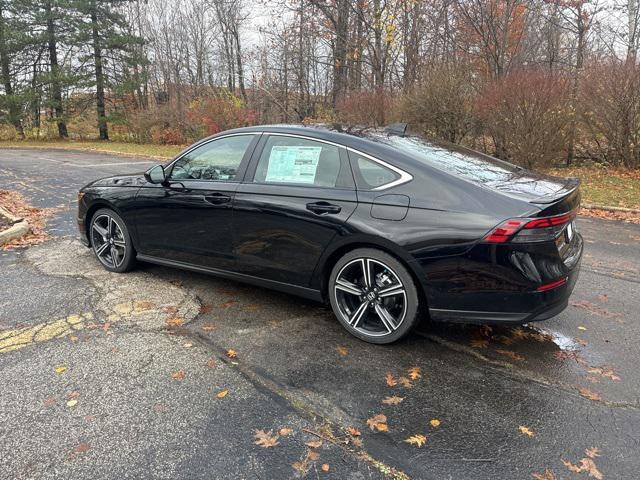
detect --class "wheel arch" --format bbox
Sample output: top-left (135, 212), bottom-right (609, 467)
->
top-left (314, 236), bottom-right (429, 313)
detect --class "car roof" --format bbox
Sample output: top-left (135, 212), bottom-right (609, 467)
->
top-left (206, 124), bottom-right (435, 173)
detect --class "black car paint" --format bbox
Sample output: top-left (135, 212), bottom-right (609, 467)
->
top-left (78, 125), bottom-right (583, 324)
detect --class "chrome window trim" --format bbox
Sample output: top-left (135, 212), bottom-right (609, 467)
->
top-left (260, 132), bottom-right (413, 191)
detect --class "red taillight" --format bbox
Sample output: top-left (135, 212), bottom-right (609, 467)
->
top-left (483, 219), bottom-right (528, 243)
top-left (483, 211), bottom-right (576, 244)
top-left (484, 218), bottom-right (527, 243)
top-left (536, 277), bottom-right (568, 292)
top-left (524, 212), bottom-right (574, 229)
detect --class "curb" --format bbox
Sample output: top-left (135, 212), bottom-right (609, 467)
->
top-left (582, 204), bottom-right (640, 214)
top-left (0, 206), bottom-right (30, 246)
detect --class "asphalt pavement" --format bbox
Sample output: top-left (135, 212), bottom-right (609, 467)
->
top-left (1, 148), bottom-right (639, 480)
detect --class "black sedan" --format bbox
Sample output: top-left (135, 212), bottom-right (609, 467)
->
top-left (77, 124), bottom-right (583, 344)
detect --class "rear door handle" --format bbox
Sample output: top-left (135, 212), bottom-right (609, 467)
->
top-left (204, 193), bottom-right (231, 205)
top-left (306, 201), bottom-right (341, 215)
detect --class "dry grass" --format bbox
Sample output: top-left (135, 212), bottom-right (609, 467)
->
top-left (546, 166), bottom-right (640, 210)
top-left (0, 140), bottom-right (184, 160)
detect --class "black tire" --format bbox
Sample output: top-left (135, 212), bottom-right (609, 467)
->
top-left (89, 208), bottom-right (136, 273)
top-left (328, 248), bottom-right (420, 344)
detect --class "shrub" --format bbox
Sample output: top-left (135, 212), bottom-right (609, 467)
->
top-left (400, 64), bottom-right (477, 144)
top-left (580, 62), bottom-right (640, 169)
top-left (476, 70), bottom-right (571, 169)
top-left (186, 91), bottom-right (257, 136)
top-left (336, 89), bottom-right (398, 127)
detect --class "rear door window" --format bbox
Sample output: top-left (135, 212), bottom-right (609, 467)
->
top-left (253, 136), bottom-right (353, 188)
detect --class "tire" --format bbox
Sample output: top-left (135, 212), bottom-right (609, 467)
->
top-left (89, 208), bottom-right (136, 273)
top-left (328, 248), bottom-right (420, 344)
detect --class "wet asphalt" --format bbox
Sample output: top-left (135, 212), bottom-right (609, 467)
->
top-left (0, 148), bottom-right (639, 480)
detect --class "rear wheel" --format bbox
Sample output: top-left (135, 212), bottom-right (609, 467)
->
top-left (328, 248), bottom-right (420, 344)
top-left (89, 208), bottom-right (136, 273)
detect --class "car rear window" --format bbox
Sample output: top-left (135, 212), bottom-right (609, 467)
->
top-left (369, 133), bottom-right (522, 183)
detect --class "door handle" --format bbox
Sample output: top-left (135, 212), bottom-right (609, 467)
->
top-left (306, 201), bottom-right (341, 215)
top-left (204, 193), bottom-right (231, 205)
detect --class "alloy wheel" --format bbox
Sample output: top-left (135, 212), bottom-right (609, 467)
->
top-left (333, 257), bottom-right (407, 337)
top-left (91, 214), bottom-right (127, 269)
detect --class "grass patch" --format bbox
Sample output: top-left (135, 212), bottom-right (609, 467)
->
top-left (0, 140), bottom-right (184, 160)
top-left (546, 166), bottom-right (640, 209)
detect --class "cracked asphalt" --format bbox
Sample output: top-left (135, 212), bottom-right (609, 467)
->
top-left (1, 148), bottom-right (639, 480)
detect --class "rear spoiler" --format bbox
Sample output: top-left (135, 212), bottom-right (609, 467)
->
top-left (532, 178), bottom-right (581, 217)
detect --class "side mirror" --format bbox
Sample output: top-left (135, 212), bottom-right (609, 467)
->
top-left (144, 165), bottom-right (166, 184)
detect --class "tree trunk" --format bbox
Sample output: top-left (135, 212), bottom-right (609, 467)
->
top-left (232, 28), bottom-right (247, 103)
top-left (332, 0), bottom-right (349, 106)
top-left (90, 1), bottom-right (108, 140)
top-left (45, 0), bottom-right (67, 138)
top-left (628, 0), bottom-right (638, 64)
top-left (567, 8), bottom-right (586, 166)
top-left (0, 5), bottom-right (24, 138)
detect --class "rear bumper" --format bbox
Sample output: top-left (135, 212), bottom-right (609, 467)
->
top-left (427, 235), bottom-right (582, 325)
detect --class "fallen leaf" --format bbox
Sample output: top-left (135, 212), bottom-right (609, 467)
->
top-left (67, 391), bottom-right (80, 399)
top-left (54, 366), bottom-right (67, 374)
top-left (206, 357), bottom-right (217, 369)
top-left (254, 429), bottom-right (279, 448)
top-left (321, 463), bottom-right (330, 472)
top-left (578, 325), bottom-right (587, 331)
top-left (43, 397), bottom-right (57, 407)
top-left (172, 370), bottom-right (186, 380)
top-left (226, 349), bottom-right (237, 359)
top-left (278, 427), bottom-right (293, 436)
top-left (66, 399), bottom-right (78, 407)
top-left (496, 349), bottom-right (525, 361)
top-left (201, 323), bottom-right (216, 332)
top-left (519, 426), bottom-right (535, 437)
top-left (308, 450), bottom-right (320, 461)
top-left (336, 345), bottom-right (348, 356)
top-left (407, 366), bottom-right (421, 380)
top-left (404, 434), bottom-right (427, 447)
top-left (305, 439), bottom-right (322, 448)
top-left (588, 366), bottom-right (621, 381)
top-left (470, 338), bottom-right (489, 349)
top-left (384, 373), bottom-right (397, 387)
top-left (382, 395), bottom-right (404, 405)
top-left (597, 294), bottom-right (608, 303)
top-left (367, 414), bottom-right (388, 432)
top-left (184, 342), bottom-right (193, 348)
top-left (165, 317), bottom-right (184, 328)
top-left (531, 468), bottom-right (557, 480)
top-left (578, 387), bottom-right (602, 401)
top-left (216, 389), bottom-right (228, 398)
top-left (347, 427), bottom-right (361, 437)
top-left (430, 419), bottom-right (441, 427)
top-left (562, 457), bottom-right (603, 480)
top-left (585, 447), bottom-right (600, 459)
top-left (220, 300), bottom-right (238, 309)
top-left (398, 376), bottom-right (414, 388)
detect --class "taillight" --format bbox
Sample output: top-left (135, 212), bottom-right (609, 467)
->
top-left (483, 212), bottom-right (575, 244)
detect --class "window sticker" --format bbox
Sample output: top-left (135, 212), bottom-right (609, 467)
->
top-left (264, 145), bottom-right (322, 184)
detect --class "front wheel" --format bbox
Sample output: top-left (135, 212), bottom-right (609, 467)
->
top-left (89, 208), bottom-right (136, 273)
top-left (328, 248), bottom-right (420, 344)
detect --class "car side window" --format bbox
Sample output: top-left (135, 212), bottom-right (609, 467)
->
top-left (253, 136), bottom-right (352, 188)
top-left (351, 153), bottom-right (400, 190)
top-left (170, 135), bottom-right (254, 181)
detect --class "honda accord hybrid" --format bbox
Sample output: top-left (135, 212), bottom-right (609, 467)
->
top-left (77, 124), bottom-right (583, 343)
